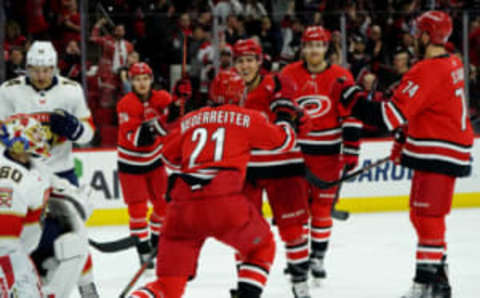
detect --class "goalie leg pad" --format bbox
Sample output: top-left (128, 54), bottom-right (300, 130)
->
top-left (54, 232), bottom-right (88, 261)
top-left (1, 251), bottom-right (44, 298)
top-left (43, 232), bottom-right (88, 297)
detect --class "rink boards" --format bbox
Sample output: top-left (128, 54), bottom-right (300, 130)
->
top-left (75, 138), bottom-right (480, 226)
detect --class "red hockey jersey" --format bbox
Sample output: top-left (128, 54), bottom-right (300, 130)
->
top-left (244, 74), bottom-right (305, 179)
top-left (281, 61), bottom-right (362, 156)
top-left (381, 54), bottom-right (473, 176)
top-left (161, 104), bottom-right (296, 181)
top-left (117, 90), bottom-right (172, 173)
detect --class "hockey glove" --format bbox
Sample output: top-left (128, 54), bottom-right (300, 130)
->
top-left (390, 128), bottom-right (407, 165)
top-left (331, 78), bottom-right (363, 118)
top-left (173, 77), bottom-right (192, 100)
top-left (143, 117), bottom-right (168, 137)
top-left (50, 109), bottom-right (84, 141)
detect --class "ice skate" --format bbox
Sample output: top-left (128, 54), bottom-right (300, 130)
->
top-left (310, 257), bottom-right (326, 287)
top-left (292, 281), bottom-right (312, 298)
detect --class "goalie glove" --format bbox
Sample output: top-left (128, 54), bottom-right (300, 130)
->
top-left (49, 109), bottom-right (84, 141)
top-left (50, 177), bottom-right (95, 223)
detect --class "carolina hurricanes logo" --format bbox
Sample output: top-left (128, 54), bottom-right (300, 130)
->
top-left (144, 107), bottom-right (159, 120)
top-left (296, 95), bottom-right (331, 118)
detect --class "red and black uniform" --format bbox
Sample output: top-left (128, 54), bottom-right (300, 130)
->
top-left (281, 61), bottom-right (361, 259)
top-left (340, 53), bottom-right (474, 283)
top-left (132, 104), bottom-right (296, 298)
top-left (242, 73), bottom-right (311, 279)
top-left (117, 89), bottom-right (171, 245)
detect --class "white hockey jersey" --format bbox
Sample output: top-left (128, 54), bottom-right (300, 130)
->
top-left (0, 75), bottom-right (95, 173)
top-left (0, 150), bottom-right (51, 254)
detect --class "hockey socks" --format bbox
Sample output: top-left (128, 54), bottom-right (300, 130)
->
top-left (285, 240), bottom-right (310, 283)
top-left (237, 263), bottom-right (269, 297)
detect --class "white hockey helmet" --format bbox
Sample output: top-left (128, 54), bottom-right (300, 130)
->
top-left (26, 41), bottom-right (58, 67)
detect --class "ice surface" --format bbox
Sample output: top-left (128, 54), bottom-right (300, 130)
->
top-left (72, 209), bottom-right (480, 298)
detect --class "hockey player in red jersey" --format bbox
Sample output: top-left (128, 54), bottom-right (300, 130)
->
top-left (333, 11), bottom-right (473, 298)
top-left (233, 38), bottom-right (312, 298)
top-left (130, 71), bottom-right (298, 298)
top-left (117, 62), bottom-right (171, 267)
top-left (281, 26), bottom-right (362, 285)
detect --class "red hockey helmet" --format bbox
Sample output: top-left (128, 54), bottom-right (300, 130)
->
top-left (415, 11), bottom-right (452, 45)
top-left (302, 26), bottom-right (331, 43)
top-left (233, 39), bottom-right (262, 59)
top-left (210, 70), bottom-right (246, 106)
top-left (129, 62), bottom-right (153, 78)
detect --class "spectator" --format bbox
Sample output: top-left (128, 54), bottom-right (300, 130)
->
top-left (377, 46), bottom-right (411, 92)
top-left (197, 39), bottom-right (232, 95)
top-left (91, 18), bottom-right (134, 108)
top-left (198, 11), bottom-right (213, 29)
top-left (359, 72), bottom-right (384, 103)
top-left (219, 46), bottom-right (233, 70)
top-left (4, 21), bottom-right (27, 52)
top-left (25, 0), bottom-right (50, 39)
top-left (143, 0), bottom-right (175, 81)
top-left (225, 15), bottom-right (239, 45)
top-left (55, 0), bottom-right (81, 51)
top-left (189, 25), bottom-right (209, 83)
top-left (6, 48), bottom-right (25, 80)
top-left (172, 13), bottom-right (192, 63)
top-left (366, 25), bottom-right (388, 72)
top-left (258, 16), bottom-right (282, 58)
top-left (280, 18), bottom-right (304, 63)
top-left (469, 64), bottom-right (480, 115)
top-left (469, 17), bottom-right (480, 67)
top-left (59, 40), bottom-right (82, 82)
top-left (348, 34), bottom-right (370, 79)
top-left (118, 51), bottom-right (140, 94)
top-left (401, 32), bottom-right (416, 61)
top-left (329, 30), bottom-right (343, 65)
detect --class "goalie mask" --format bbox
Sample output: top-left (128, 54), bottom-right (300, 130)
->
top-left (0, 114), bottom-right (51, 158)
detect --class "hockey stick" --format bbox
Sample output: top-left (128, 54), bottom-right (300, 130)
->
top-left (118, 247), bottom-right (158, 298)
top-left (305, 156), bottom-right (390, 189)
top-left (331, 166), bottom-right (349, 221)
top-left (89, 236), bottom-right (138, 253)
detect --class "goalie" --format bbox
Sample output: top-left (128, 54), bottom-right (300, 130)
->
top-left (0, 114), bottom-right (94, 297)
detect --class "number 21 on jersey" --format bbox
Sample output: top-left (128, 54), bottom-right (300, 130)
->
top-left (189, 128), bottom-right (226, 168)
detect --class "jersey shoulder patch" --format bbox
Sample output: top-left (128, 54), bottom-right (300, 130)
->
top-left (60, 77), bottom-right (80, 87)
top-left (2, 78), bottom-right (22, 88)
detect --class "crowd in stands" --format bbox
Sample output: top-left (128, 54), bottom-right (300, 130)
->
top-left (3, 0), bottom-right (480, 146)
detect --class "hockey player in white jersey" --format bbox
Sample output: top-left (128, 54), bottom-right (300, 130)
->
top-left (0, 41), bottom-right (98, 297)
top-left (0, 114), bottom-right (94, 298)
